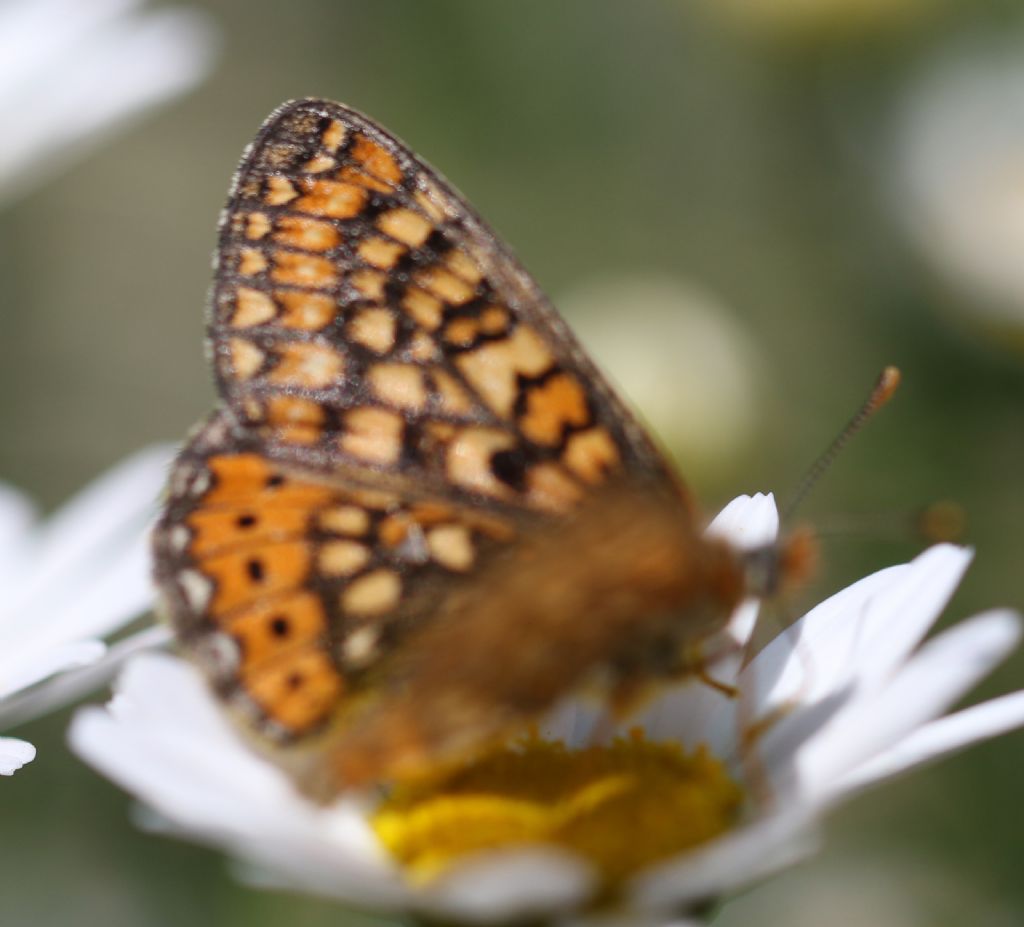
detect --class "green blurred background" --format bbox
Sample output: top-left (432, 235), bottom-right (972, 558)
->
top-left (2, 1), bottom-right (1023, 924)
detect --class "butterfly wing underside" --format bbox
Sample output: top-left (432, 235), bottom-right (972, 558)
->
top-left (154, 99), bottom-right (703, 791)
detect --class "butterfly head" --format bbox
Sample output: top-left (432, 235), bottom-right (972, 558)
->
top-left (741, 523), bottom-right (819, 601)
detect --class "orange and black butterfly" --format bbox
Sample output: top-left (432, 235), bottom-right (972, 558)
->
top-left (153, 100), bottom-right (791, 798)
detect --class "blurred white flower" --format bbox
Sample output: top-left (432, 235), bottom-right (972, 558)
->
top-left (697, 0), bottom-right (940, 41)
top-left (0, 446), bottom-right (174, 773)
top-left (69, 494), bottom-right (1024, 924)
top-left (560, 276), bottom-right (760, 476)
top-left (893, 40), bottom-right (1024, 330)
top-left (0, 0), bottom-right (216, 204)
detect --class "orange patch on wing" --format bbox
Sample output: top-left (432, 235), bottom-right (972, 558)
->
top-left (186, 501), bottom-right (314, 558)
top-left (519, 373), bottom-right (590, 446)
top-left (225, 591), bottom-right (329, 667)
top-left (242, 646), bottom-right (343, 733)
top-left (237, 248), bottom-right (268, 276)
top-left (295, 179), bottom-right (367, 219)
top-left (270, 250), bottom-right (338, 289)
top-left (202, 540), bottom-right (312, 616)
top-left (231, 287), bottom-right (277, 327)
top-left (350, 134), bottom-right (403, 185)
top-left (276, 291), bottom-right (336, 330)
top-left (272, 216), bottom-right (341, 252)
top-left (268, 342), bottom-right (345, 389)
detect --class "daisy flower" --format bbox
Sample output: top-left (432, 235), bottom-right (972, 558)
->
top-left (0, 446), bottom-right (174, 774)
top-left (0, 0), bottom-right (216, 205)
top-left (69, 494), bottom-right (1024, 924)
top-left (891, 39), bottom-right (1024, 331)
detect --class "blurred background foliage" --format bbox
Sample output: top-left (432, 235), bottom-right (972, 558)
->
top-left (1, 0), bottom-right (1023, 924)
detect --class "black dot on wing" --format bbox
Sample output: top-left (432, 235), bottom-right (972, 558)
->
top-left (286, 671), bottom-right (304, 691)
top-left (266, 473), bottom-right (286, 488)
top-left (237, 513), bottom-right (258, 528)
top-left (490, 448), bottom-right (527, 490)
top-left (269, 616), bottom-right (290, 638)
top-left (246, 558), bottom-right (265, 582)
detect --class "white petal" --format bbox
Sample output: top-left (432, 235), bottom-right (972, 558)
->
top-left (0, 0), bottom-right (217, 204)
top-left (706, 493), bottom-right (779, 550)
top-left (0, 639), bottom-right (106, 699)
top-left (0, 445), bottom-right (172, 657)
top-left (630, 809), bottom-right (818, 911)
top-left (0, 624), bottom-right (170, 729)
top-left (69, 654), bottom-right (410, 909)
top-left (0, 736), bottom-right (36, 775)
top-left (742, 545), bottom-right (972, 717)
top-left (837, 688), bottom-right (1024, 793)
top-left (797, 609), bottom-right (1021, 800)
top-left (424, 849), bottom-right (594, 923)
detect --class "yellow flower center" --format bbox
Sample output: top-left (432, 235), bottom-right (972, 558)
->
top-left (371, 730), bottom-right (743, 886)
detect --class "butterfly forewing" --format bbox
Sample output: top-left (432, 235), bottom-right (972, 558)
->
top-left (154, 100), bottom-right (733, 794)
top-left (209, 99), bottom-right (679, 513)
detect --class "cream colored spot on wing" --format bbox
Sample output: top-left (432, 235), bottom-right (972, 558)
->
top-left (232, 287), bottom-right (277, 327)
top-left (322, 119), bottom-right (347, 152)
top-left (563, 427), bottom-right (620, 483)
top-left (350, 269), bottom-right (386, 301)
top-left (342, 569), bottom-right (401, 617)
top-left (270, 250), bottom-right (338, 289)
top-left (446, 428), bottom-right (516, 498)
top-left (277, 291), bottom-right (336, 330)
top-left (340, 407), bottom-right (403, 465)
top-left (408, 331), bottom-right (438, 363)
top-left (302, 153), bottom-right (337, 173)
top-left (269, 342), bottom-right (345, 389)
top-left (238, 248), bottom-right (268, 276)
top-left (369, 363), bottom-right (427, 411)
top-left (415, 266), bottom-right (476, 305)
top-left (455, 324), bottom-right (555, 416)
top-left (319, 505), bottom-right (370, 536)
top-left (525, 463), bottom-right (583, 513)
top-left (358, 236), bottom-right (405, 270)
top-left (348, 307), bottom-right (396, 354)
top-left (265, 176), bottom-right (298, 206)
top-left (178, 569), bottom-right (213, 611)
top-left (229, 338), bottom-right (265, 380)
top-left (295, 179), bottom-right (367, 219)
top-left (401, 286), bottom-right (443, 331)
top-left (265, 395), bottom-right (325, 444)
top-left (426, 524), bottom-right (474, 571)
top-left (377, 207), bottom-right (433, 247)
top-left (432, 368), bottom-right (475, 415)
top-left (445, 248), bottom-right (483, 285)
top-left (342, 626), bottom-right (380, 667)
top-left (245, 212), bottom-right (271, 240)
top-left (318, 540), bottom-right (370, 577)
top-left (272, 216), bottom-right (340, 252)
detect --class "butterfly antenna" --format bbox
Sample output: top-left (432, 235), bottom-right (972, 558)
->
top-left (783, 365), bottom-right (902, 524)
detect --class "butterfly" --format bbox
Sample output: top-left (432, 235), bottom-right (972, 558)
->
top-left (153, 99), bottom-right (791, 799)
